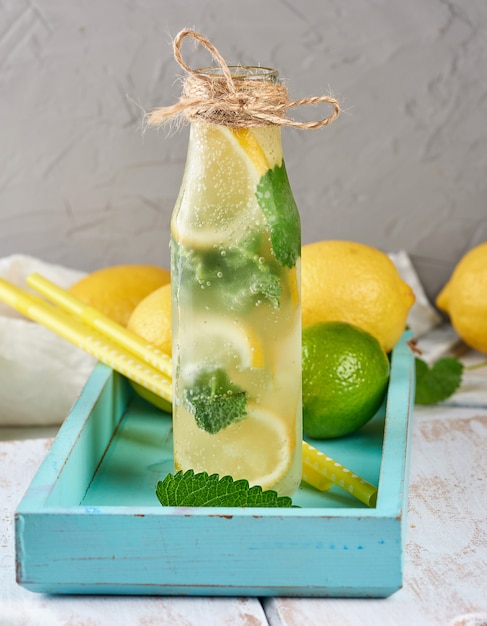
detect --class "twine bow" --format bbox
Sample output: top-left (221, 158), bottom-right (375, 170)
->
top-left (147, 29), bottom-right (340, 129)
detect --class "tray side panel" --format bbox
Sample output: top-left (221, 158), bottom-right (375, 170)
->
top-left (375, 332), bottom-right (415, 584)
top-left (49, 366), bottom-right (133, 506)
top-left (400, 340), bottom-right (416, 556)
top-left (15, 364), bottom-right (129, 511)
top-left (378, 333), bottom-right (415, 513)
top-left (16, 511), bottom-right (402, 597)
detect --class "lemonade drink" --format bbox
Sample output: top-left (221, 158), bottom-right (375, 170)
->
top-left (171, 71), bottom-right (302, 496)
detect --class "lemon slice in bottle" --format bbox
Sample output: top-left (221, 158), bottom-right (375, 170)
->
top-left (232, 128), bottom-right (269, 176)
top-left (172, 124), bottom-right (273, 250)
top-left (176, 404), bottom-right (294, 491)
top-left (234, 126), bottom-right (283, 171)
top-left (181, 316), bottom-right (265, 371)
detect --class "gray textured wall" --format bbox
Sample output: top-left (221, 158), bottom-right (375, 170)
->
top-left (1, 0), bottom-right (486, 301)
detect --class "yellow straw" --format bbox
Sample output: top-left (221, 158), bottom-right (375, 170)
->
top-left (0, 278), bottom-right (172, 403)
top-left (301, 444), bottom-right (334, 492)
top-left (26, 273), bottom-right (172, 378)
top-left (302, 441), bottom-right (378, 507)
top-left (0, 276), bottom-right (377, 507)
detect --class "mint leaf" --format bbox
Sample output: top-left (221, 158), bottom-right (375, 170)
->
top-left (172, 234), bottom-right (282, 311)
top-left (183, 368), bottom-right (247, 434)
top-left (156, 470), bottom-right (297, 507)
top-left (222, 237), bottom-right (282, 309)
top-left (415, 357), bottom-right (464, 404)
top-left (256, 162), bottom-right (301, 268)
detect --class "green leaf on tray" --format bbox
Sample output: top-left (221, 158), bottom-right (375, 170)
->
top-left (156, 470), bottom-right (298, 508)
top-left (414, 357), bottom-right (464, 405)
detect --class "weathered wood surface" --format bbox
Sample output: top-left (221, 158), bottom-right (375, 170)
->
top-left (1, 404), bottom-right (486, 624)
top-left (1, 438), bottom-right (268, 625)
top-left (265, 406), bottom-right (487, 626)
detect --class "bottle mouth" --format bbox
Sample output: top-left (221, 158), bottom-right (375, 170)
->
top-left (196, 66), bottom-right (279, 81)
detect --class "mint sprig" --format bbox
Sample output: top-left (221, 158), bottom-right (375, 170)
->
top-left (156, 470), bottom-right (297, 507)
top-left (414, 357), bottom-right (464, 404)
top-left (255, 162), bottom-right (301, 268)
top-left (183, 368), bottom-right (247, 434)
top-left (172, 234), bottom-right (282, 311)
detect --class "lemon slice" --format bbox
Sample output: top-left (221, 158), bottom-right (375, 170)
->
top-left (176, 404), bottom-right (294, 491)
top-left (172, 124), bottom-right (270, 250)
top-left (182, 316), bottom-right (264, 371)
top-left (234, 125), bottom-right (284, 171)
top-left (232, 127), bottom-right (269, 176)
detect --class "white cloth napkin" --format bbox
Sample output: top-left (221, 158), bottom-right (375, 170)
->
top-left (0, 255), bottom-right (96, 426)
top-left (389, 252), bottom-right (487, 408)
top-left (388, 251), bottom-right (443, 339)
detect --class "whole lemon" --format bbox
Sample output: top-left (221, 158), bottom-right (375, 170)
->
top-left (127, 283), bottom-right (172, 356)
top-left (126, 282), bottom-right (173, 413)
top-left (302, 321), bottom-right (390, 439)
top-left (69, 265), bottom-right (170, 327)
top-left (301, 240), bottom-right (415, 353)
top-left (436, 242), bottom-right (487, 354)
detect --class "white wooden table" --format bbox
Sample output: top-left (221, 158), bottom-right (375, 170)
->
top-left (1, 365), bottom-right (487, 625)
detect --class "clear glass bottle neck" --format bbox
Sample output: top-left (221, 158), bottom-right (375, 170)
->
top-left (195, 65), bottom-right (279, 83)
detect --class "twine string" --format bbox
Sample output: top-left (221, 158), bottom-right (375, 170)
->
top-left (173, 29), bottom-right (236, 94)
top-left (147, 29), bottom-right (340, 129)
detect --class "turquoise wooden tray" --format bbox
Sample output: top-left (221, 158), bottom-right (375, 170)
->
top-left (15, 333), bottom-right (415, 597)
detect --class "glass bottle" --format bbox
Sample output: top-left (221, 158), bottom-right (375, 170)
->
top-left (171, 67), bottom-right (302, 496)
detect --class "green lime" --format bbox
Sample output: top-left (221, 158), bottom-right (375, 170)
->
top-left (302, 321), bottom-right (390, 439)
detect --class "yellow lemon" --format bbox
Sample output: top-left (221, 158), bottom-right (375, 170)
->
top-left (436, 241), bottom-right (487, 355)
top-left (127, 283), bottom-right (172, 356)
top-left (126, 283), bottom-right (172, 413)
top-left (69, 264), bottom-right (170, 327)
top-left (301, 240), bottom-right (415, 353)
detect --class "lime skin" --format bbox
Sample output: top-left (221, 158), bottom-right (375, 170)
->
top-left (302, 321), bottom-right (390, 439)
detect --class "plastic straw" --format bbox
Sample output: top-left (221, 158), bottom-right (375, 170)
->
top-left (27, 272), bottom-right (172, 378)
top-left (301, 443), bottom-right (334, 492)
top-left (302, 441), bottom-right (378, 507)
top-left (0, 278), bottom-right (172, 403)
top-left (0, 276), bottom-right (377, 507)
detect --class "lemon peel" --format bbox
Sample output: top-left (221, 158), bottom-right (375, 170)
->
top-left (232, 127), bottom-right (270, 175)
top-left (436, 241), bottom-right (487, 354)
top-left (68, 265), bottom-right (170, 327)
top-left (301, 240), bottom-right (415, 353)
top-left (127, 283), bottom-right (172, 356)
